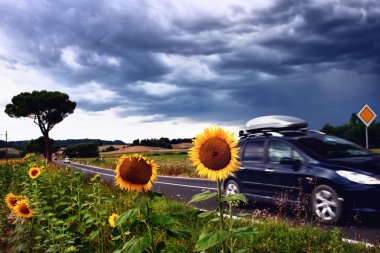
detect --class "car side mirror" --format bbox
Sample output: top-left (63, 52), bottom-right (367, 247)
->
top-left (279, 157), bottom-right (294, 165)
top-left (280, 157), bottom-right (302, 170)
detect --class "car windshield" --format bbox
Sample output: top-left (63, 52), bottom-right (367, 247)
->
top-left (292, 135), bottom-right (374, 159)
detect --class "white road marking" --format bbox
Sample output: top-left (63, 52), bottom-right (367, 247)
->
top-left (69, 163), bottom-right (216, 190)
top-left (156, 181), bottom-right (215, 191)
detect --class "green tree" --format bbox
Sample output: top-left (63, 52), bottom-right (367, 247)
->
top-left (23, 136), bottom-right (59, 156)
top-left (4, 90), bottom-right (76, 162)
top-left (63, 142), bottom-right (99, 158)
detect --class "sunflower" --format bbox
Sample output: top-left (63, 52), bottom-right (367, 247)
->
top-left (40, 166), bottom-right (46, 171)
top-left (12, 164), bottom-right (18, 170)
top-left (108, 213), bottom-right (119, 227)
top-left (5, 193), bottom-right (18, 210)
top-left (29, 168), bottom-right (41, 179)
top-left (115, 154), bottom-right (158, 192)
top-left (13, 200), bottom-right (33, 219)
top-left (31, 163), bottom-right (39, 168)
top-left (189, 127), bottom-right (240, 181)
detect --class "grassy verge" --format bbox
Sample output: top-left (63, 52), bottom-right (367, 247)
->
top-left (1, 158), bottom-right (379, 252)
top-left (72, 152), bottom-right (199, 178)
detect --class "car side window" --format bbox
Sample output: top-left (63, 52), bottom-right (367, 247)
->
top-left (269, 140), bottom-right (303, 164)
top-left (243, 140), bottom-right (264, 162)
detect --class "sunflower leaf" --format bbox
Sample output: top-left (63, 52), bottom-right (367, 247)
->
top-left (116, 236), bottom-right (151, 253)
top-left (198, 211), bottom-right (214, 218)
top-left (166, 229), bottom-right (192, 239)
top-left (151, 214), bottom-right (177, 225)
top-left (195, 230), bottom-right (230, 251)
top-left (231, 227), bottom-right (257, 238)
top-left (188, 191), bottom-right (217, 204)
top-left (115, 209), bottom-right (139, 226)
top-left (220, 193), bottom-right (247, 204)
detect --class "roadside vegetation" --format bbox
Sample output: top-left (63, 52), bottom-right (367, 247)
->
top-left (72, 152), bottom-right (199, 178)
top-left (1, 155), bottom-right (379, 252)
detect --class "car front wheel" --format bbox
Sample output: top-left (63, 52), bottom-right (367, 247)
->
top-left (311, 185), bottom-right (342, 224)
top-left (224, 180), bottom-right (240, 196)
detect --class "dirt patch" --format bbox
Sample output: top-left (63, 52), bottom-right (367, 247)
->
top-left (0, 148), bottom-right (20, 154)
top-left (98, 145), bottom-right (127, 151)
top-left (171, 143), bottom-right (192, 149)
top-left (101, 145), bottom-right (171, 154)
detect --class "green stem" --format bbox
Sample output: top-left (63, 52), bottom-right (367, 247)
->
top-left (229, 202), bottom-right (233, 252)
top-left (145, 203), bottom-right (154, 253)
top-left (217, 180), bottom-right (227, 253)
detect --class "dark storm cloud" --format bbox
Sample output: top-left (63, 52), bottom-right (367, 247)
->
top-left (0, 0), bottom-right (379, 128)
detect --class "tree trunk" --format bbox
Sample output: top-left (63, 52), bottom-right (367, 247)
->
top-left (43, 133), bottom-right (52, 163)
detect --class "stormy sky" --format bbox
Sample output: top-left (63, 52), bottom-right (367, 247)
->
top-left (0, 0), bottom-right (379, 142)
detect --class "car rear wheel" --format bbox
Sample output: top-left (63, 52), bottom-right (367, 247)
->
top-left (224, 180), bottom-right (240, 196)
top-left (311, 185), bottom-right (342, 224)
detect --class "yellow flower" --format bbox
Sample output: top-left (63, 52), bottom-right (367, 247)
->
top-left (108, 213), bottom-right (119, 227)
top-left (40, 166), bottom-right (46, 171)
top-left (13, 200), bottom-right (33, 219)
top-left (29, 168), bottom-right (41, 179)
top-left (189, 127), bottom-right (240, 181)
top-left (12, 164), bottom-right (18, 170)
top-left (5, 193), bottom-right (18, 210)
top-left (115, 154), bottom-right (158, 192)
top-left (31, 163), bottom-right (39, 168)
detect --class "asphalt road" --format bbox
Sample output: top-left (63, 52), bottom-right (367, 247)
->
top-left (54, 160), bottom-right (380, 245)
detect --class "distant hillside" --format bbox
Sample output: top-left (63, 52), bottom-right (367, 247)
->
top-left (0, 139), bottom-right (126, 151)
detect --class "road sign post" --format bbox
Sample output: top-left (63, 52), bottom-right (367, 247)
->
top-left (357, 104), bottom-right (377, 149)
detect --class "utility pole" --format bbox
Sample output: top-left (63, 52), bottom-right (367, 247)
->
top-left (5, 130), bottom-right (8, 163)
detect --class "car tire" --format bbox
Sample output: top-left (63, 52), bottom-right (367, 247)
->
top-left (311, 185), bottom-right (342, 224)
top-left (224, 180), bottom-right (241, 196)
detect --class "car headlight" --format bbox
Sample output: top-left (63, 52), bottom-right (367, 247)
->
top-left (336, 170), bottom-right (380, 185)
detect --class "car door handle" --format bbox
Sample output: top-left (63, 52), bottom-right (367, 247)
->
top-left (265, 168), bottom-right (275, 172)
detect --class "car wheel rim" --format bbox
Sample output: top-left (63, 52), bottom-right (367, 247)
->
top-left (314, 189), bottom-right (338, 221)
top-left (226, 183), bottom-right (238, 195)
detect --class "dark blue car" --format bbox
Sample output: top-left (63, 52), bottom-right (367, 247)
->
top-left (222, 116), bottom-right (380, 224)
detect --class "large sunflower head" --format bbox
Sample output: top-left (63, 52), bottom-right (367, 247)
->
top-left (108, 213), bottom-right (119, 227)
top-left (5, 193), bottom-right (18, 210)
top-left (115, 154), bottom-right (158, 192)
top-left (13, 200), bottom-right (33, 219)
top-left (189, 127), bottom-right (240, 181)
top-left (29, 168), bottom-right (41, 179)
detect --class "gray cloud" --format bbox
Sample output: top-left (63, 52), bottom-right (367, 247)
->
top-left (0, 0), bottom-right (379, 129)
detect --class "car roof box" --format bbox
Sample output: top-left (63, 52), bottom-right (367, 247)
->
top-left (245, 115), bottom-right (308, 134)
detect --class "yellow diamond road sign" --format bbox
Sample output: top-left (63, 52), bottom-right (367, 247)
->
top-left (357, 104), bottom-right (377, 127)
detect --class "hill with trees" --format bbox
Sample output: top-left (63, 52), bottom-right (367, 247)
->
top-left (0, 139), bottom-right (126, 152)
top-left (131, 138), bottom-right (192, 149)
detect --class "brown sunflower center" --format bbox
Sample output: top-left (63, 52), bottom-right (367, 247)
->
top-left (199, 137), bottom-right (231, 171)
top-left (31, 170), bottom-right (38, 176)
top-left (10, 198), bottom-right (18, 206)
top-left (119, 157), bottom-right (152, 184)
top-left (19, 203), bottom-right (30, 215)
